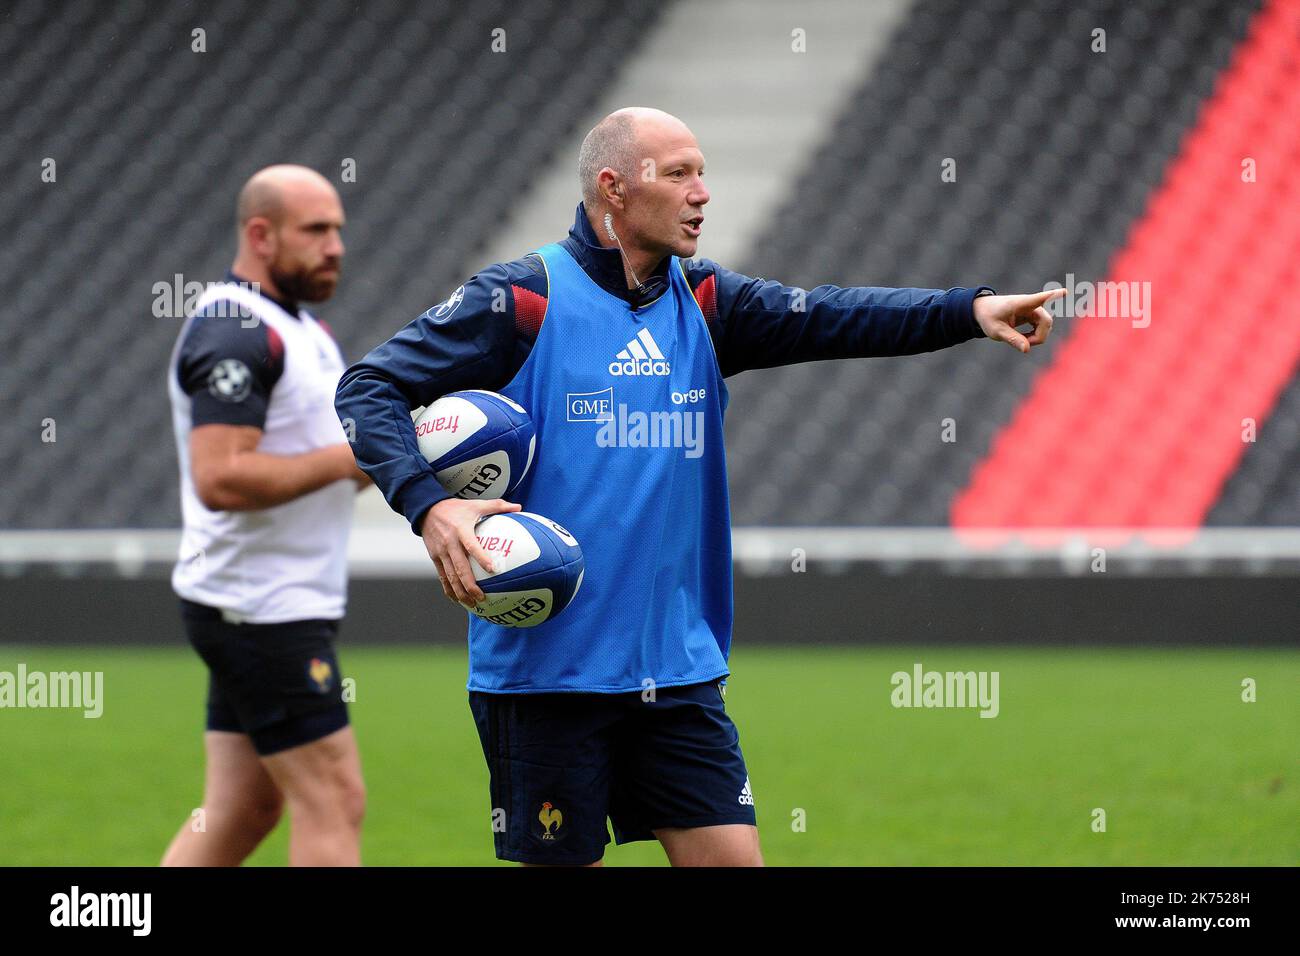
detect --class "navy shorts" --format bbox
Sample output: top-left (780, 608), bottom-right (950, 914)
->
top-left (469, 680), bottom-right (756, 865)
top-left (180, 599), bottom-right (350, 756)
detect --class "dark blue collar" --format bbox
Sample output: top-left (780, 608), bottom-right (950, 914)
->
top-left (558, 203), bottom-right (672, 307)
top-left (226, 270), bottom-right (301, 319)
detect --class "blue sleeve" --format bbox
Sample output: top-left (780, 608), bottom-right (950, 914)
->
top-left (334, 260), bottom-right (543, 534)
top-left (176, 307), bottom-right (284, 428)
top-left (683, 259), bottom-right (993, 378)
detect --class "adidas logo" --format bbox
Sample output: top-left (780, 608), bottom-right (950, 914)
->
top-left (738, 777), bottom-right (754, 806)
top-left (609, 328), bottom-right (671, 376)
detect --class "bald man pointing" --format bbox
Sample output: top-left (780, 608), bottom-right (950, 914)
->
top-left (163, 165), bottom-right (368, 866)
top-left (337, 109), bottom-right (1060, 867)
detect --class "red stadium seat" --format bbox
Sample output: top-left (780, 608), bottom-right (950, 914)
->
top-left (954, 0), bottom-right (1300, 531)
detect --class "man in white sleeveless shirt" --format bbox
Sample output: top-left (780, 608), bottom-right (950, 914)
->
top-left (162, 165), bottom-right (368, 866)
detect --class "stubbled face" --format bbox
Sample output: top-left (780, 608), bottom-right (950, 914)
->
top-left (264, 184), bottom-right (345, 302)
top-left (620, 120), bottom-right (709, 260)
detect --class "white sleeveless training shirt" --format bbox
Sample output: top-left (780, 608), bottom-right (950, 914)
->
top-left (168, 282), bottom-right (355, 623)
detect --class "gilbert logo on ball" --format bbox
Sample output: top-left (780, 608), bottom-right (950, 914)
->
top-left (467, 512), bottom-right (584, 628)
top-left (413, 390), bottom-right (535, 499)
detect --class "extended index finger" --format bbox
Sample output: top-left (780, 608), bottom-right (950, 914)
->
top-left (1023, 287), bottom-right (1068, 311)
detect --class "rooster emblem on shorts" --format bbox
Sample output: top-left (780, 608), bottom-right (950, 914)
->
top-left (538, 801), bottom-right (563, 839)
top-left (308, 657), bottom-right (333, 693)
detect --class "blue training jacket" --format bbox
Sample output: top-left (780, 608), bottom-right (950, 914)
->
top-left (335, 203), bottom-right (992, 692)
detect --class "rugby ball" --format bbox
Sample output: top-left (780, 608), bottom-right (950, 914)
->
top-left (413, 390), bottom-right (535, 499)
top-left (468, 512), bottom-right (584, 628)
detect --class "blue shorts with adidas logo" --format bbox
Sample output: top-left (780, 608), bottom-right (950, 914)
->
top-left (468, 679), bottom-right (756, 864)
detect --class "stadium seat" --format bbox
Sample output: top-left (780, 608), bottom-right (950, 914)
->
top-left (0, 0), bottom-right (665, 527)
top-left (728, 0), bottom-right (1274, 526)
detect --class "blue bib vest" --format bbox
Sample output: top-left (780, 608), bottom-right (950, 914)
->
top-left (467, 243), bottom-right (733, 693)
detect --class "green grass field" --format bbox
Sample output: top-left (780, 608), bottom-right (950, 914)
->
top-left (1, 644), bottom-right (1295, 866)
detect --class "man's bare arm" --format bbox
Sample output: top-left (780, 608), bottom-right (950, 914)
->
top-left (189, 423), bottom-right (364, 512)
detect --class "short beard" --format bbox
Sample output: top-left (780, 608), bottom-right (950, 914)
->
top-left (269, 262), bottom-right (339, 303)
